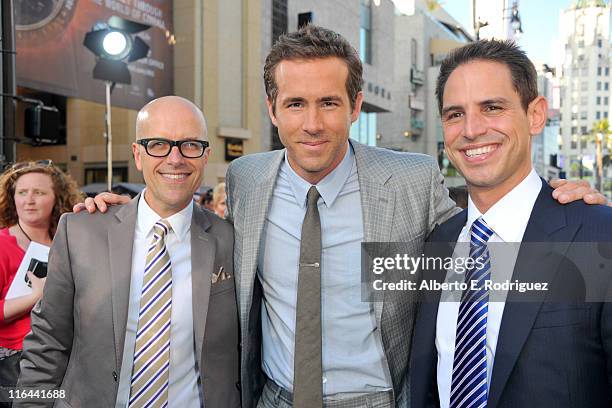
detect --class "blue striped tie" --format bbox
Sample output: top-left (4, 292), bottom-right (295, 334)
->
top-left (129, 220), bottom-right (173, 408)
top-left (450, 217), bottom-right (494, 408)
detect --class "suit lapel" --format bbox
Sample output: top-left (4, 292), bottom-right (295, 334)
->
top-left (353, 141), bottom-right (395, 325)
top-left (411, 211), bottom-right (465, 408)
top-left (239, 150), bottom-right (284, 327)
top-left (108, 196), bottom-right (139, 373)
top-left (487, 184), bottom-right (580, 408)
top-left (418, 211), bottom-right (467, 341)
top-left (190, 206), bottom-right (215, 365)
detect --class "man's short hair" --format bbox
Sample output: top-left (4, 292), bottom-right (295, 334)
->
top-left (263, 24), bottom-right (363, 113)
top-left (436, 40), bottom-right (538, 115)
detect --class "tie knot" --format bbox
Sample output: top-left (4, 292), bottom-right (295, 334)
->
top-left (471, 217), bottom-right (494, 245)
top-left (306, 186), bottom-right (320, 208)
top-left (153, 219), bottom-right (172, 239)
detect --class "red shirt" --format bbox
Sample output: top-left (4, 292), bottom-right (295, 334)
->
top-left (0, 227), bottom-right (28, 350)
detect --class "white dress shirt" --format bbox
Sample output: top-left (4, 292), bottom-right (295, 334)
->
top-left (436, 169), bottom-right (542, 408)
top-left (116, 193), bottom-right (200, 408)
top-left (258, 144), bottom-right (391, 398)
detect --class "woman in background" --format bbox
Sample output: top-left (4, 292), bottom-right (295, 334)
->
top-left (0, 161), bottom-right (81, 404)
top-left (212, 182), bottom-right (227, 219)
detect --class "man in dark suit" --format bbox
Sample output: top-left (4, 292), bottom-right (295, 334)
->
top-left (16, 97), bottom-right (240, 407)
top-left (410, 40), bottom-right (612, 408)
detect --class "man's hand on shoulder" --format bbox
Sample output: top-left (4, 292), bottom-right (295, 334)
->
top-left (72, 192), bottom-right (131, 214)
top-left (550, 178), bottom-right (610, 206)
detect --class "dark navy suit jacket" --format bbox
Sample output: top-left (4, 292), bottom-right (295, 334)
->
top-left (410, 181), bottom-right (612, 408)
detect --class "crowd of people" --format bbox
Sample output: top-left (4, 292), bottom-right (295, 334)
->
top-left (0, 23), bottom-right (610, 408)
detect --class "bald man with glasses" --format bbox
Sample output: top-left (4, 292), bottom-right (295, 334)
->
top-left (16, 96), bottom-right (240, 408)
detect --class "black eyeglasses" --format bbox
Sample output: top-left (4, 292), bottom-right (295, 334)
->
top-left (136, 138), bottom-right (209, 158)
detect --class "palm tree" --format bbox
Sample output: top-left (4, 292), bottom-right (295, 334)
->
top-left (586, 119), bottom-right (611, 192)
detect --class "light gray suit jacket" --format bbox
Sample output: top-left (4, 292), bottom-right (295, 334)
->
top-left (16, 197), bottom-right (240, 408)
top-left (225, 140), bottom-right (459, 408)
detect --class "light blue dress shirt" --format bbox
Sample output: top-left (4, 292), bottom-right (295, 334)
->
top-left (258, 144), bottom-right (391, 398)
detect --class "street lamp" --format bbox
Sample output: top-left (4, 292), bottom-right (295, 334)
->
top-left (83, 16), bottom-right (150, 192)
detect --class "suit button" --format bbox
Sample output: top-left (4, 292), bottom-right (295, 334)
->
top-left (113, 371), bottom-right (118, 381)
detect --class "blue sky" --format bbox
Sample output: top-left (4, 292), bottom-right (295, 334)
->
top-left (442, 0), bottom-right (574, 63)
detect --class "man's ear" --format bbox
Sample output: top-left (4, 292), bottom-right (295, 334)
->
top-left (528, 96), bottom-right (548, 136)
top-left (133, 142), bottom-right (143, 171)
top-left (351, 91), bottom-right (364, 123)
top-left (202, 146), bottom-right (211, 165)
top-left (266, 97), bottom-right (278, 128)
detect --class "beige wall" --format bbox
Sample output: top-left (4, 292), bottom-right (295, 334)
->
top-left (174, 0), bottom-right (262, 187)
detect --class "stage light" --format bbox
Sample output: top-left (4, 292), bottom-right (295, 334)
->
top-left (82, 16), bottom-right (151, 191)
top-left (102, 31), bottom-right (130, 59)
top-left (83, 16), bottom-right (150, 85)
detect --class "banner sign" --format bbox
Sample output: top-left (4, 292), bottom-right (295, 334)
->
top-left (15, 0), bottom-right (174, 110)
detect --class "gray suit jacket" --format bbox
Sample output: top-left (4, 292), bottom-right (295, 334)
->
top-left (16, 197), bottom-right (240, 408)
top-left (225, 140), bottom-right (459, 408)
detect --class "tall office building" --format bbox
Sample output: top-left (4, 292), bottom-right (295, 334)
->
top-left (558, 0), bottom-right (611, 180)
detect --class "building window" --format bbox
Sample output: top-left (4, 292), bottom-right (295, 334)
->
top-left (350, 111), bottom-right (377, 146)
top-left (605, 97), bottom-right (609, 105)
top-left (571, 139), bottom-right (577, 149)
top-left (597, 111), bottom-right (601, 120)
top-left (270, 0), bottom-right (288, 150)
top-left (571, 113), bottom-right (578, 120)
top-left (598, 67), bottom-right (602, 75)
top-left (580, 112), bottom-right (587, 120)
top-left (580, 96), bottom-right (588, 105)
top-left (580, 82), bottom-right (588, 91)
top-left (597, 96), bottom-right (601, 105)
top-left (580, 126), bottom-right (587, 135)
top-left (605, 82), bottom-right (609, 91)
top-left (606, 67), bottom-right (610, 76)
top-left (571, 126), bottom-right (577, 134)
top-left (597, 82), bottom-right (602, 90)
top-left (411, 38), bottom-right (417, 67)
top-left (272, 0), bottom-right (288, 44)
top-left (359, 0), bottom-right (372, 64)
top-left (605, 111), bottom-right (609, 119)
top-left (84, 165), bottom-right (128, 185)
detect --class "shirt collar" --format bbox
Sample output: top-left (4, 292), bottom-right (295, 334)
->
top-left (466, 168), bottom-right (542, 242)
top-left (137, 189), bottom-right (193, 242)
top-left (283, 142), bottom-right (354, 209)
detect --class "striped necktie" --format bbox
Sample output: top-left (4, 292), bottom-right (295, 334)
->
top-left (129, 220), bottom-right (173, 408)
top-left (450, 217), bottom-right (494, 408)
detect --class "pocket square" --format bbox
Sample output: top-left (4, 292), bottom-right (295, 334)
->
top-left (212, 266), bottom-right (232, 284)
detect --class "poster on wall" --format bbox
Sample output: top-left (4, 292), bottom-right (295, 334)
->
top-left (15, 0), bottom-right (174, 110)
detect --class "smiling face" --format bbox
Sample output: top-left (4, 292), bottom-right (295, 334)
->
top-left (14, 172), bottom-right (56, 228)
top-left (267, 57), bottom-right (363, 184)
top-left (441, 60), bottom-right (547, 210)
top-left (133, 97), bottom-right (209, 218)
